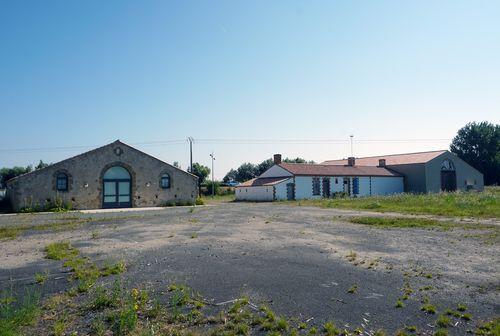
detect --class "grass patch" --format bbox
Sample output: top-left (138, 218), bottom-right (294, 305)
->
top-left (291, 187), bottom-right (500, 218)
top-left (101, 261), bottom-right (126, 276)
top-left (0, 216), bottom-right (130, 241)
top-left (0, 290), bottom-right (40, 336)
top-left (421, 303), bottom-right (437, 314)
top-left (475, 318), bottom-right (500, 335)
top-left (34, 271), bottom-right (48, 284)
top-left (0, 226), bottom-right (21, 240)
top-left (436, 314), bottom-right (451, 327)
top-left (347, 285), bottom-right (358, 294)
top-left (348, 216), bottom-right (498, 237)
top-left (350, 216), bottom-right (454, 230)
top-left (45, 241), bottom-right (79, 260)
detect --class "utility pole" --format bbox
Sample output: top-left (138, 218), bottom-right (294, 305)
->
top-left (350, 135), bottom-right (354, 157)
top-left (209, 152), bottom-right (215, 197)
top-left (188, 137), bottom-right (194, 173)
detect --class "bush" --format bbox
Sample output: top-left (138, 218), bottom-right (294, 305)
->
top-left (203, 181), bottom-right (221, 196)
top-left (19, 196), bottom-right (72, 213)
top-left (195, 197), bottom-right (204, 205)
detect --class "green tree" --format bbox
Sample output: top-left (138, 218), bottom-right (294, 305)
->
top-left (35, 160), bottom-right (51, 170)
top-left (257, 158), bottom-right (274, 175)
top-left (283, 157), bottom-right (315, 164)
top-left (450, 121), bottom-right (499, 185)
top-left (0, 165), bottom-right (33, 187)
top-left (223, 168), bottom-right (237, 183)
top-left (190, 163), bottom-right (210, 191)
top-left (235, 163), bottom-right (259, 182)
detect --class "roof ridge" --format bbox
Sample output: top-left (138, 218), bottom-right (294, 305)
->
top-left (323, 149), bottom-right (448, 162)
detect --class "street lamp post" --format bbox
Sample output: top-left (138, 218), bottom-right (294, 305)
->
top-left (209, 152), bottom-right (215, 197)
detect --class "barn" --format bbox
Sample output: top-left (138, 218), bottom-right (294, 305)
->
top-left (235, 150), bottom-right (484, 201)
top-left (5, 140), bottom-right (198, 211)
top-left (322, 150), bottom-right (484, 193)
top-left (235, 155), bottom-right (404, 201)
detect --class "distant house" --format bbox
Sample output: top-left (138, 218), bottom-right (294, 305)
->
top-left (5, 140), bottom-right (198, 211)
top-left (235, 154), bottom-right (404, 201)
top-left (235, 150), bottom-right (484, 201)
top-left (322, 150), bottom-right (483, 193)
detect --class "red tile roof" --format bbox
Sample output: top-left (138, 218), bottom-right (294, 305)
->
top-left (321, 150), bottom-right (447, 166)
top-left (278, 163), bottom-right (401, 177)
top-left (238, 177), bottom-right (291, 187)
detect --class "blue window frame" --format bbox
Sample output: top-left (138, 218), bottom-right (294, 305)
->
top-left (160, 174), bottom-right (170, 189)
top-left (352, 177), bottom-right (359, 195)
top-left (312, 177), bottom-right (320, 195)
top-left (56, 173), bottom-right (68, 191)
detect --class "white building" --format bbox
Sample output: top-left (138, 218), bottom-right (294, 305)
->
top-left (235, 154), bottom-right (404, 201)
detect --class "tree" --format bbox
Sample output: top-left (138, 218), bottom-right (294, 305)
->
top-left (450, 121), bottom-right (499, 185)
top-left (257, 158), bottom-right (274, 175)
top-left (35, 160), bottom-right (51, 170)
top-left (0, 166), bottom-right (33, 187)
top-left (283, 157), bottom-right (315, 164)
top-left (223, 168), bottom-right (237, 183)
top-left (190, 163), bottom-right (210, 190)
top-left (235, 163), bottom-right (259, 182)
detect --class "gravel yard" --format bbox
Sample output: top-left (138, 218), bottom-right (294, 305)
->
top-left (0, 203), bottom-right (498, 335)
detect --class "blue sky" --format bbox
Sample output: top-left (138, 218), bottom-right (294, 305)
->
top-left (1, 0), bottom-right (499, 178)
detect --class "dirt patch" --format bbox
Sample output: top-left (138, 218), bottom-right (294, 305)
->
top-left (1, 203), bottom-right (498, 334)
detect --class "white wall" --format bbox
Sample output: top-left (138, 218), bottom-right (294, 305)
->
top-left (294, 176), bottom-right (320, 199)
top-left (235, 186), bottom-right (274, 201)
top-left (371, 177), bottom-right (404, 195)
top-left (358, 177), bottom-right (371, 196)
top-left (331, 177), bottom-right (343, 193)
top-left (259, 165), bottom-right (293, 178)
top-left (294, 175), bottom-right (403, 199)
top-left (274, 179), bottom-right (292, 200)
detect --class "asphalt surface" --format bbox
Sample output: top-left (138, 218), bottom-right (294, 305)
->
top-left (0, 203), bottom-right (498, 334)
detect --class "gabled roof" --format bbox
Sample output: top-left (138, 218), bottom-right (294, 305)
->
top-left (6, 140), bottom-right (196, 183)
top-left (321, 150), bottom-right (447, 166)
top-left (278, 162), bottom-right (401, 177)
top-left (238, 177), bottom-right (291, 187)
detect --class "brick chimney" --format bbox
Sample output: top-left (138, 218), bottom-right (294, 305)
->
top-left (273, 154), bottom-right (282, 164)
top-left (347, 157), bottom-right (355, 166)
top-left (378, 159), bottom-right (386, 167)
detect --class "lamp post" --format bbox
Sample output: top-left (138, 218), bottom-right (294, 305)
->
top-left (209, 152), bottom-right (215, 197)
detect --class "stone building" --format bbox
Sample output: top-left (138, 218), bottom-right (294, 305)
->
top-left (6, 140), bottom-right (198, 211)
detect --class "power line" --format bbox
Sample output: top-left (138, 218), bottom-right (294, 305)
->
top-left (0, 137), bottom-right (453, 154)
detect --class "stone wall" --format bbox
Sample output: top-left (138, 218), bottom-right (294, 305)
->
top-left (6, 141), bottom-right (198, 211)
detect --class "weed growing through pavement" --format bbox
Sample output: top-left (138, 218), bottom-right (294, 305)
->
top-left (347, 285), bottom-right (358, 294)
top-left (34, 270), bottom-right (49, 284)
top-left (436, 314), bottom-right (451, 327)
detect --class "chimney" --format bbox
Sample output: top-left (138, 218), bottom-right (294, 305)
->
top-left (347, 157), bottom-right (355, 166)
top-left (378, 159), bottom-right (386, 167)
top-left (273, 154), bottom-right (282, 165)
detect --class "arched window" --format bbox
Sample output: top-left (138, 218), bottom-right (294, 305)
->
top-left (160, 174), bottom-right (170, 189)
top-left (441, 159), bottom-right (455, 171)
top-left (103, 166), bottom-right (131, 179)
top-left (56, 173), bottom-right (68, 191)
